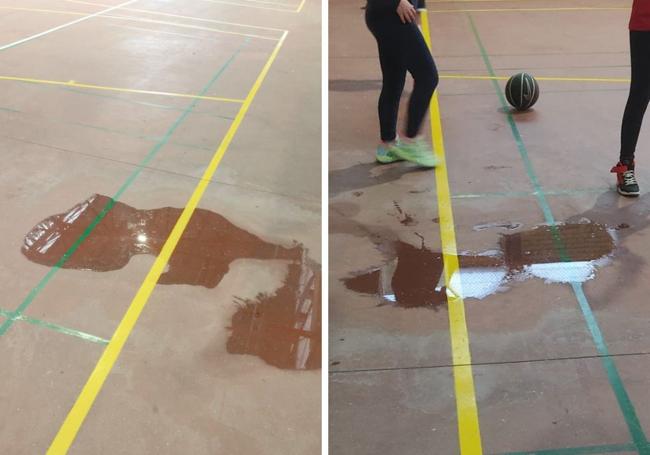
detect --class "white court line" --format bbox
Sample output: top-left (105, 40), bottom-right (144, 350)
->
top-left (108, 24), bottom-right (229, 41)
top-left (0, 0), bottom-right (138, 52)
top-left (57, 0), bottom-right (288, 32)
top-left (0, 7), bottom-right (283, 40)
top-left (195, 0), bottom-right (298, 13)
top-left (103, 13), bottom-right (282, 40)
top-left (226, 0), bottom-right (297, 6)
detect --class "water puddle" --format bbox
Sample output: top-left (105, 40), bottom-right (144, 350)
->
top-left (343, 222), bottom-right (615, 309)
top-left (22, 194), bottom-right (320, 370)
top-left (228, 258), bottom-right (320, 370)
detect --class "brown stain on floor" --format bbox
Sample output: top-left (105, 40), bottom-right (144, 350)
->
top-left (343, 222), bottom-right (615, 310)
top-left (393, 201), bottom-right (416, 226)
top-left (344, 241), bottom-right (503, 310)
top-left (228, 258), bottom-right (321, 370)
top-left (22, 194), bottom-right (320, 370)
top-left (501, 223), bottom-right (614, 271)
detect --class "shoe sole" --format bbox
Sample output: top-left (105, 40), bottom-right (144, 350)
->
top-left (376, 156), bottom-right (403, 164)
top-left (391, 147), bottom-right (437, 168)
top-left (617, 187), bottom-right (640, 197)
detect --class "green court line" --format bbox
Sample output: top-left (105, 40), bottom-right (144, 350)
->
top-left (68, 121), bottom-right (215, 151)
top-left (466, 13), bottom-right (650, 453)
top-left (452, 187), bottom-right (608, 199)
top-left (0, 308), bottom-right (108, 345)
top-left (0, 38), bottom-right (250, 337)
top-left (495, 442), bottom-right (637, 455)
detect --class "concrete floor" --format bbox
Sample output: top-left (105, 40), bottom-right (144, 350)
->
top-left (0, 0), bottom-right (321, 453)
top-left (329, 0), bottom-right (650, 454)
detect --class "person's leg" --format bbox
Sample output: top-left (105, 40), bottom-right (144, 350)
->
top-left (376, 43), bottom-right (407, 143)
top-left (366, 8), bottom-right (410, 163)
top-left (613, 31), bottom-right (650, 196)
top-left (621, 31), bottom-right (650, 163)
top-left (366, 9), bottom-right (407, 143)
top-left (388, 21), bottom-right (438, 167)
top-left (404, 22), bottom-right (438, 139)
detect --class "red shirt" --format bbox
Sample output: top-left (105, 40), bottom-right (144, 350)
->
top-left (630, 0), bottom-right (650, 31)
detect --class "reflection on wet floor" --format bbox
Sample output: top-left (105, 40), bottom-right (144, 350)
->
top-left (344, 222), bottom-right (615, 309)
top-left (328, 79), bottom-right (382, 92)
top-left (22, 194), bottom-right (321, 370)
top-left (228, 257), bottom-right (321, 370)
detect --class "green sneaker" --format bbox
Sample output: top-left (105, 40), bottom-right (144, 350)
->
top-left (375, 141), bottom-right (404, 164)
top-left (390, 138), bottom-right (438, 168)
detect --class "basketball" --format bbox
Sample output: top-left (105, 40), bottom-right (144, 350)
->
top-left (505, 72), bottom-right (539, 111)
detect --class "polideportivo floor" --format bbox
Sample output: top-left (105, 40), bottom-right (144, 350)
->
top-left (0, 0), bottom-right (321, 453)
top-left (329, 0), bottom-right (650, 454)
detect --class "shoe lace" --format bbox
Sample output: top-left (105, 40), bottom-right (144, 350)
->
top-left (623, 170), bottom-right (638, 186)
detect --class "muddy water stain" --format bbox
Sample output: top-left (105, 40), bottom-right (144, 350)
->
top-left (228, 259), bottom-right (321, 370)
top-left (343, 222), bottom-right (615, 309)
top-left (23, 194), bottom-right (301, 285)
top-left (390, 242), bottom-right (446, 309)
top-left (22, 194), bottom-right (320, 370)
top-left (344, 269), bottom-right (381, 295)
top-left (501, 223), bottom-right (614, 271)
top-left (344, 241), bottom-right (503, 310)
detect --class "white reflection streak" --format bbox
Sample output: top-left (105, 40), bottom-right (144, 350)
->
top-left (38, 233), bottom-right (61, 254)
top-left (295, 338), bottom-right (310, 370)
top-left (62, 198), bottom-right (92, 224)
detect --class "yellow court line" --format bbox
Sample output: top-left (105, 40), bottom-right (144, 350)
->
top-left (296, 0), bottom-right (307, 13)
top-left (46, 28), bottom-right (289, 455)
top-left (429, 6), bottom-right (628, 13)
top-left (0, 7), bottom-right (281, 40)
top-left (57, 0), bottom-right (288, 32)
top-left (440, 74), bottom-right (631, 83)
top-left (0, 75), bottom-right (244, 103)
top-left (421, 10), bottom-right (483, 455)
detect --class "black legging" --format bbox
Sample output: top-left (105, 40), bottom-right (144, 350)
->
top-left (621, 31), bottom-right (650, 164)
top-left (365, 4), bottom-right (439, 142)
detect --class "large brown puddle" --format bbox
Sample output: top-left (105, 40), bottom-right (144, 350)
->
top-left (344, 222), bottom-right (615, 309)
top-left (22, 194), bottom-right (320, 370)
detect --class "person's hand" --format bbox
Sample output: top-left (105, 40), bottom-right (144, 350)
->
top-left (396, 0), bottom-right (417, 23)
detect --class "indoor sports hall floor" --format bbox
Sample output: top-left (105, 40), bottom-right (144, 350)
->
top-left (0, 0), bottom-right (321, 453)
top-left (329, 0), bottom-right (650, 454)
